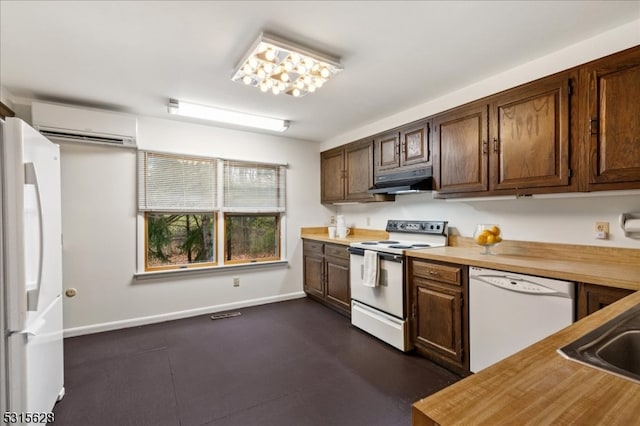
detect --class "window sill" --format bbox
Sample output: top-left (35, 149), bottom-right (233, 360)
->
top-left (134, 260), bottom-right (289, 281)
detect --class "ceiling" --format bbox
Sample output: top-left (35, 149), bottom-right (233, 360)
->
top-left (1, 1), bottom-right (639, 142)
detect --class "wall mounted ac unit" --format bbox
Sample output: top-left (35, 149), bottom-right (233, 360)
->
top-left (31, 101), bottom-right (137, 148)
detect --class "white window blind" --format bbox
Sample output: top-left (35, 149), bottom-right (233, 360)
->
top-left (138, 151), bottom-right (217, 212)
top-left (223, 160), bottom-right (286, 212)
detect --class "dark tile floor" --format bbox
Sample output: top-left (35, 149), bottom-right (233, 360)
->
top-left (52, 298), bottom-right (461, 426)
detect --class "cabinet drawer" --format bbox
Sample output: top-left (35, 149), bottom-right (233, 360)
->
top-left (303, 241), bottom-right (324, 255)
top-left (325, 243), bottom-right (349, 260)
top-left (412, 260), bottom-right (461, 285)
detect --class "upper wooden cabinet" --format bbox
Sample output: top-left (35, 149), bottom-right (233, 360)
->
top-left (582, 46), bottom-right (640, 191)
top-left (374, 119), bottom-right (430, 175)
top-left (433, 72), bottom-right (574, 197)
top-left (432, 101), bottom-right (489, 194)
top-left (321, 139), bottom-right (375, 203)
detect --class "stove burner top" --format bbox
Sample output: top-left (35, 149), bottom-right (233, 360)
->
top-left (360, 241), bottom-right (378, 245)
top-left (388, 245), bottom-right (413, 249)
top-left (412, 243), bottom-right (432, 248)
top-left (378, 240), bottom-right (399, 244)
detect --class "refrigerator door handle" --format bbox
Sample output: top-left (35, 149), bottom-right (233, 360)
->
top-left (24, 162), bottom-right (44, 312)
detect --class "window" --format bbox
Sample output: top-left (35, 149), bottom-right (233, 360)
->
top-left (224, 214), bottom-right (279, 263)
top-left (138, 151), bottom-right (218, 270)
top-left (146, 213), bottom-right (216, 269)
top-left (138, 152), bottom-right (286, 271)
top-left (222, 160), bottom-right (285, 265)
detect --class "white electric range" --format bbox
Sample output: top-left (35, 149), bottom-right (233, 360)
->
top-left (347, 220), bottom-right (448, 351)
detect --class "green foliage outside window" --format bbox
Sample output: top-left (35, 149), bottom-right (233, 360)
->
top-left (225, 215), bottom-right (278, 262)
top-left (147, 213), bottom-right (215, 268)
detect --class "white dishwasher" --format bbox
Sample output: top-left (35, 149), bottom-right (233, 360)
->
top-left (469, 266), bottom-right (575, 373)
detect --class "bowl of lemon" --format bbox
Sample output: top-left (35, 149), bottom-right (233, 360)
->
top-left (473, 224), bottom-right (502, 255)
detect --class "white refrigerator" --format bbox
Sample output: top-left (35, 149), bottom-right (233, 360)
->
top-left (1, 117), bottom-right (64, 422)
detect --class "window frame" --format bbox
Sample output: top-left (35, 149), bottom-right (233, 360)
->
top-left (136, 150), bottom-right (287, 274)
top-left (222, 212), bottom-right (281, 265)
top-left (144, 212), bottom-right (218, 272)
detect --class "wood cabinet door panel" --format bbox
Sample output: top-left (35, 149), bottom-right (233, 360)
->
top-left (492, 78), bottom-right (570, 190)
top-left (303, 255), bottom-right (324, 298)
top-left (402, 123), bottom-right (430, 167)
top-left (577, 283), bottom-right (634, 320)
top-left (345, 141), bottom-right (374, 200)
top-left (376, 132), bottom-right (400, 172)
top-left (588, 51), bottom-right (640, 185)
top-left (414, 279), bottom-right (462, 361)
top-left (434, 104), bottom-right (489, 193)
top-left (321, 149), bottom-right (344, 202)
top-left (325, 257), bottom-right (350, 312)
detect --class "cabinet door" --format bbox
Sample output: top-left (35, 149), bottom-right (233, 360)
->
top-left (491, 75), bottom-right (571, 190)
top-left (375, 131), bottom-right (401, 173)
top-left (303, 254), bottom-right (324, 298)
top-left (325, 256), bottom-right (350, 314)
top-left (585, 47), bottom-right (640, 188)
top-left (401, 120), bottom-right (430, 167)
top-left (321, 148), bottom-right (345, 203)
top-left (412, 278), bottom-right (463, 362)
top-left (577, 283), bottom-right (634, 320)
top-left (344, 140), bottom-right (374, 200)
top-left (433, 102), bottom-right (489, 194)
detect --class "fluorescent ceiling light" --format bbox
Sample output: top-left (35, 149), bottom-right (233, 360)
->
top-left (168, 99), bottom-right (289, 132)
top-left (231, 32), bottom-right (342, 97)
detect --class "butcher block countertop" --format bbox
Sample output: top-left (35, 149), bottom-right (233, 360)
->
top-left (413, 289), bottom-right (640, 426)
top-left (407, 237), bottom-right (640, 291)
top-left (300, 227), bottom-right (388, 245)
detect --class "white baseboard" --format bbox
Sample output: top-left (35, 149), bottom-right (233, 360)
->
top-left (63, 291), bottom-right (307, 338)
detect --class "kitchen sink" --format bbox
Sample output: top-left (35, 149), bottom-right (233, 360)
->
top-left (558, 303), bottom-right (640, 383)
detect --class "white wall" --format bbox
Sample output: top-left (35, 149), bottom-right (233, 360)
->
top-left (320, 19), bottom-right (640, 250)
top-left (56, 115), bottom-right (330, 336)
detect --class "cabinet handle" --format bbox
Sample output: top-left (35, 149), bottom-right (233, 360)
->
top-left (412, 303), bottom-right (416, 318)
top-left (493, 138), bottom-right (499, 153)
top-left (589, 118), bottom-right (599, 135)
top-left (482, 140), bottom-right (488, 154)
top-left (429, 270), bottom-right (439, 276)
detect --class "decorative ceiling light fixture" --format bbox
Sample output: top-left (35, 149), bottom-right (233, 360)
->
top-left (231, 32), bottom-right (343, 97)
top-left (168, 99), bottom-right (289, 132)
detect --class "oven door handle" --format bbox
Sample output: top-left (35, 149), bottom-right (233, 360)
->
top-left (348, 247), bottom-right (403, 263)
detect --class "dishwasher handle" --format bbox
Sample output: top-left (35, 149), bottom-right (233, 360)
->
top-left (473, 275), bottom-right (572, 298)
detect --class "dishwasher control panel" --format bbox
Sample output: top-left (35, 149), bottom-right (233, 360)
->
top-left (469, 266), bottom-right (575, 298)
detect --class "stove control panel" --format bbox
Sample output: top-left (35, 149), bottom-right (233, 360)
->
top-left (385, 220), bottom-right (448, 235)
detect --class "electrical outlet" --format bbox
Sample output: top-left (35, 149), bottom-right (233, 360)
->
top-left (329, 216), bottom-right (336, 225)
top-left (595, 222), bottom-right (609, 233)
top-left (233, 277), bottom-right (240, 287)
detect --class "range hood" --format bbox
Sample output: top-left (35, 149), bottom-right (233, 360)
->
top-left (368, 167), bottom-right (434, 194)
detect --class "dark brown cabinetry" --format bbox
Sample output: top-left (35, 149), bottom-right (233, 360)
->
top-left (433, 72), bottom-right (573, 197)
top-left (408, 258), bottom-right (469, 376)
top-left (321, 139), bottom-right (375, 203)
top-left (576, 283), bottom-right (634, 320)
top-left (303, 240), bottom-right (351, 316)
top-left (374, 119), bottom-right (430, 176)
top-left (303, 241), bottom-right (324, 299)
top-left (432, 101), bottom-right (489, 194)
top-left (582, 46), bottom-right (640, 191)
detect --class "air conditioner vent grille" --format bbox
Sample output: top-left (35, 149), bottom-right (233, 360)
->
top-left (40, 129), bottom-right (127, 145)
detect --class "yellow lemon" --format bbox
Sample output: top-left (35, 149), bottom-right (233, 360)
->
top-left (486, 234), bottom-right (496, 244)
top-left (490, 225), bottom-right (501, 236)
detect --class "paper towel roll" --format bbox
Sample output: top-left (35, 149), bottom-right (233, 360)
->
top-left (623, 219), bottom-right (640, 233)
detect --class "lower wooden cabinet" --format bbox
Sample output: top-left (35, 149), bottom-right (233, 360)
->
top-left (303, 240), bottom-right (351, 317)
top-left (576, 283), bottom-right (634, 320)
top-left (408, 258), bottom-right (470, 376)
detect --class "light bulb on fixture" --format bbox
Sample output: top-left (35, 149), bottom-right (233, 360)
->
top-left (231, 32), bottom-right (342, 97)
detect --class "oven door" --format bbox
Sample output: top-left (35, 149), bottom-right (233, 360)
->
top-left (348, 248), bottom-right (405, 319)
